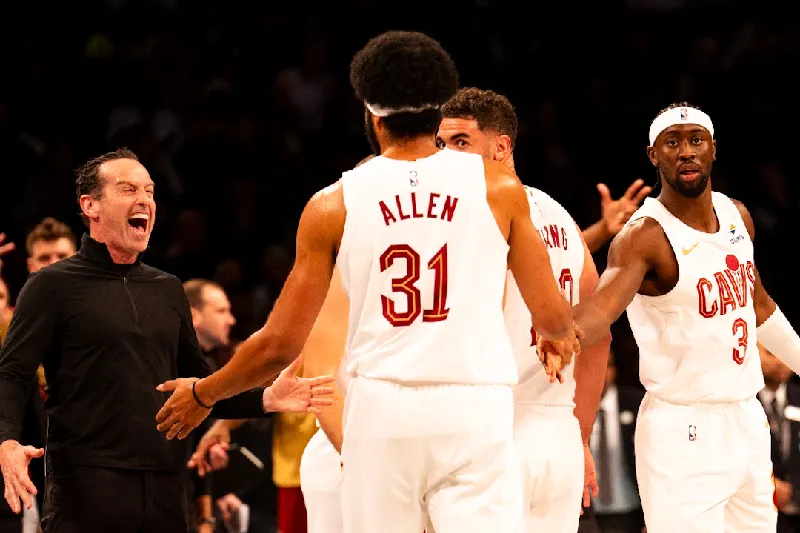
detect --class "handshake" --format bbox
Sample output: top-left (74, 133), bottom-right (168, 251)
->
top-left (537, 322), bottom-right (584, 383)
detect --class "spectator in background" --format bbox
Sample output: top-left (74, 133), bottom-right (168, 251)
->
top-left (758, 343), bottom-right (800, 533)
top-left (185, 278), bottom-right (237, 533)
top-left (0, 234), bottom-right (14, 278)
top-left (272, 407), bottom-right (316, 533)
top-left (24, 219), bottom-right (76, 275)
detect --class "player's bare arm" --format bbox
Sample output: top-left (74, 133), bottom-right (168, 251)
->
top-left (195, 183), bottom-right (345, 405)
top-left (485, 160), bottom-right (574, 342)
top-left (733, 199), bottom-right (800, 374)
top-left (570, 217), bottom-right (670, 350)
top-left (572, 226), bottom-right (611, 444)
top-left (300, 266), bottom-right (349, 453)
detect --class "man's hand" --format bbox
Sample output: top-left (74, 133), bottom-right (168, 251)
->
top-left (155, 378), bottom-right (211, 440)
top-left (197, 522), bottom-right (214, 533)
top-left (537, 323), bottom-right (584, 383)
top-left (0, 440), bottom-right (43, 514)
top-left (775, 478), bottom-right (793, 511)
top-left (262, 356), bottom-right (335, 413)
top-left (0, 232), bottom-right (15, 273)
top-left (217, 493), bottom-right (243, 524)
top-left (598, 179), bottom-right (652, 236)
top-left (188, 420), bottom-right (232, 477)
top-left (581, 444), bottom-right (599, 513)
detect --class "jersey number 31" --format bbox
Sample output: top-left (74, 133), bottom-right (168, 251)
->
top-left (380, 244), bottom-right (450, 327)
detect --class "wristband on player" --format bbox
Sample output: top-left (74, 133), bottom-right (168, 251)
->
top-left (192, 380), bottom-right (213, 409)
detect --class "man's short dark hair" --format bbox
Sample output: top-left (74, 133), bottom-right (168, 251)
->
top-left (350, 31), bottom-right (459, 139)
top-left (654, 101), bottom-right (703, 120)
top-left (75, 147), bottom-right (139, 226)
top-left (184, 279), bottom-right (223, 311)
top-left (441, 88), bottom-right (519, 149)
top-left (25, 218), bottom-right (77, 256)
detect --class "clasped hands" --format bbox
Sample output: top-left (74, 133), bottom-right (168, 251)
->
top-left (537, 322), bottom-right (584, 383)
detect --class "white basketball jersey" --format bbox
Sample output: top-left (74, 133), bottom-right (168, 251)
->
top-left (625, 193), bottom-right (764, 403)
top-left (336, 149), bottom-right (516, 386)
top-left (504, 187), bottom-right (585, 406)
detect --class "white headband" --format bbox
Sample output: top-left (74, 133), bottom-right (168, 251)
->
top-left (365, 101), bottom-right (439, 118)
top-left (648, 107), bottom-right (714, 146)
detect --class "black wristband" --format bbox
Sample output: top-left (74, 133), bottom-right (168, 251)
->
top-left (192, 380), bottom-right (213, 409)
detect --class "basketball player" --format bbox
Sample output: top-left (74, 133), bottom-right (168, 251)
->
top-left (438, 87), bottom-right (611, 533)
top-left (541, 101), bottom-right (800, 533)
top-left (156, 31), bottom-right (583, 533)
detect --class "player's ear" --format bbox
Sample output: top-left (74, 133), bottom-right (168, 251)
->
top-left (495, 135), bottom-right (512, 162)
top-left (79, 194), bottom-right (100, 221)
top-left (646, 146), bottom-right (658, 167)
top-left (711, 139), bottom-right (717, 161)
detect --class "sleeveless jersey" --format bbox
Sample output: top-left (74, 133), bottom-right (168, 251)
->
top-left (625, 192), bottom-right (764, 403)
top-left (336, 149), bottom-right (516, 385)
top-left (504, 186), bottom-right (585, 406)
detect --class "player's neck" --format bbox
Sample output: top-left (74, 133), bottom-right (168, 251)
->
top-left (380, 136), bottom-right (440, 161)
top-left (658, 185), bottom-right (718, 233)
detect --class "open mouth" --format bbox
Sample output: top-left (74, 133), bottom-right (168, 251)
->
top-left (128, 214), bottom-right (149, 234)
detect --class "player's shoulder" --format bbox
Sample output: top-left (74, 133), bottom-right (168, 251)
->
top-left (727, 195), bottom-right (754, 232)
top-left (610, 214), bottom-right (671, 261)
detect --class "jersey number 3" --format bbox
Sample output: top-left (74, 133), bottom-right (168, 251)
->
top-left (732, 317), bottom-right (748, 365)
top-left (380, 244), bottom-right (450, 327)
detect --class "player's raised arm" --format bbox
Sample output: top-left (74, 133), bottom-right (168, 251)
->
top-left (196, 183), bottom-right (345, 404)
top-left (486, 161), bottom-right (572, 341)
top-left (572, 217), bottom-right (663, 349)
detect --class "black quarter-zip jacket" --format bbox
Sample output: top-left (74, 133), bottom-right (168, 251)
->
top-left (0, 234), bottom-right (267, 472)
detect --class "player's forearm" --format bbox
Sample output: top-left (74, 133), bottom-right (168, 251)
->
top-left (316, 388), bottom-right (345, 454)
top-left (581, 221), bottom-right (612, 254)
top-left (573, 334), bottom-right (611, 444)
top-left (197, 328), bottom-right (298, 405)
top-left (196, 495), bottom-right (213, 523)
top-left (758, 305), bottom-right (800, 376)
top-left (573, 300), bottom-right (613, 349)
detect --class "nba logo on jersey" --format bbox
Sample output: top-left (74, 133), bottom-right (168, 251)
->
top-left (409, 170), bottom-right (419, 187)
top-left (680, 108), bottom-right (689, 121)
top-left (688, 425), bottom-right (697, 441)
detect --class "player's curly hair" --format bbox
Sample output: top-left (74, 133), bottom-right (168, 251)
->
top-left (441, 88), bottom-right (519, 149)
top-left (350, 31), bottom-right (459, 139)
top-left (654, 101), bottom-right (703, 120)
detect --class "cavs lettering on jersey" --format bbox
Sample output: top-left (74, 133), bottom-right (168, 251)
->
top-left (504, 187), bottom-right (584, 406)
top-left (336, 149), bottom-right (516, 386)
top-left (625, 193), bottom-right (764, 403)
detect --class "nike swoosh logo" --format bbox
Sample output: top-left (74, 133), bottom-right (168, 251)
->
top-left (682, 243), bottom-right (699, 255)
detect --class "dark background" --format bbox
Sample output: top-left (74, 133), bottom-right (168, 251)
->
top-left (1, 0), bottom-right (797, 384)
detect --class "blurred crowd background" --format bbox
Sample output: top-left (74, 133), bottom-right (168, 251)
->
top-left (1, 0), bottom-right (798, 531)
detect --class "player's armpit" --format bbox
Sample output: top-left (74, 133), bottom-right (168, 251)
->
top-left (487, 164), bottom-right (572, 340)
top-left (572, 218), bottom-right (654, 348)
top-left (197, 184), bottom-right (345, 405)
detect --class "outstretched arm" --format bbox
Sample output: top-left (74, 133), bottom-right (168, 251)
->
top-left (734, 201), bottom-right (800, 374)
top-left (582, 179), bottom-right (652, 253)
top-left (572, 218), bottom-right (655, 348)
top-left (572, 230), bottom-right (611, 444)
top-left (196, 184), bottom-right (345, 405)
